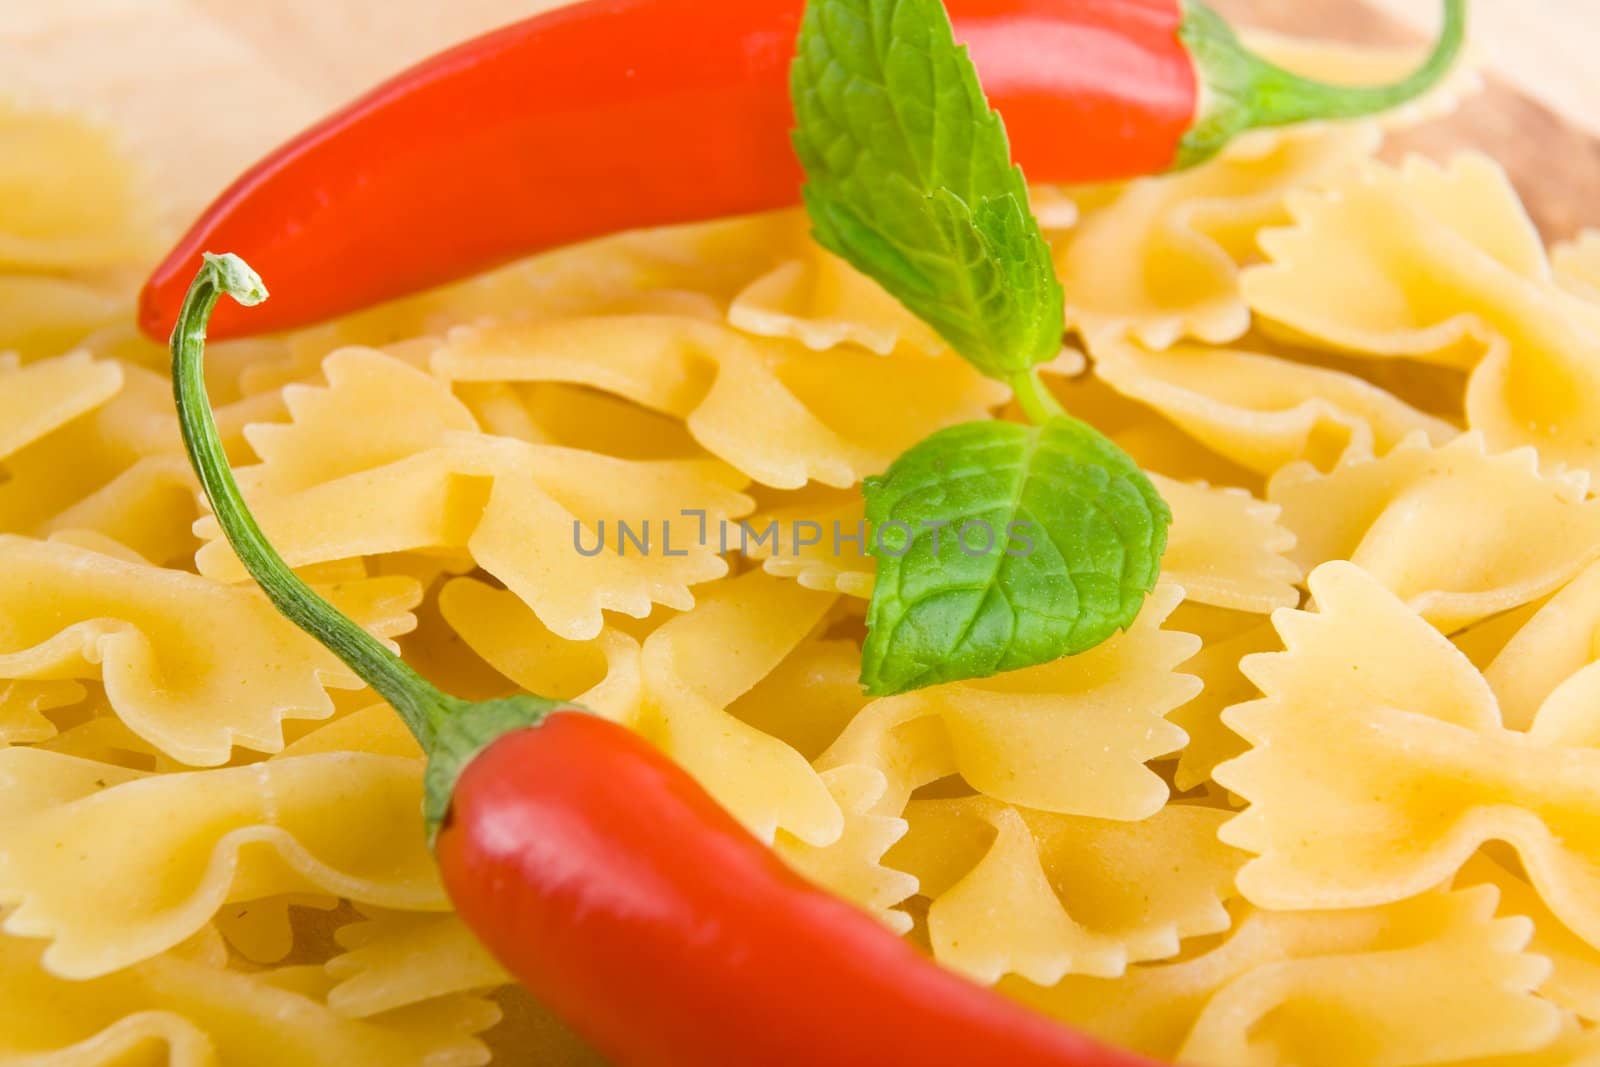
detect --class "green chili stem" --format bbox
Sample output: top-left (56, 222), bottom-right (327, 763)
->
top-left (170, 253), bottom-right (458, 749)
top-left (1178, 0), bottom-right (1467, 169)
top-left (1010, 367), bottom-right (1066, 426)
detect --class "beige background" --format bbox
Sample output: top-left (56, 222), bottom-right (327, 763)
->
top-left (2, 0), bottom-right (1596, 232)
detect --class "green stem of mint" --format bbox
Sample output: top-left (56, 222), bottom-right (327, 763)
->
top-left (1010, 368), bottom-right (1066, 425)
top-left (170, 253), bottom-right (460, 749)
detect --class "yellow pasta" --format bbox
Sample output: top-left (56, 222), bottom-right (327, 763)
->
top-left (1217, 562), bottom-right (1600, 953)
top-left (0, 679), bottom-right (85, 747)
top-left (0, 351), bottom-right (123, 462)
top-left (728, 212), bottom-right (946, 356)
top-left (1007, 887), bottom-right (1558, 1067)
top-left (0, 535), bottom-right (419, 764)
top-left (1553, 230), bottom-right (1600, 305)
top-left (432, 314), bottom-right (1008, 489)
top-left (0, 745), bottom-right (444, 979)
top-left (0, 19), bottom-right (1595, 1064)
top-left (890, 799), bottom-right (1242, 985)
top-left (443, 567), bottom-right (842, 846)
top-left (1459, 855), bottom-right (1600, 1024)
top-left (1057, 122), bottom-right (1378, 350)
top-left (195, 348), bottom-right (751, 641)
top-left (327, 912), bottom-right (509, 1019)
top-left (1269, 434), bottom-right (1600, 632)
top-left (1246, 155), bottom-right (1600, 480)
top-left (1093, 339), bottom-right (1458, 476)
top-left (0, 927), bottom-right (497, 1067)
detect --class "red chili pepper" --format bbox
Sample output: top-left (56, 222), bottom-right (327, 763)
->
top-left (439, 716), bottom-right (1157, 1066)
top-left (171, 253), bottom-right (1161, 1066)
top-left (140, 0), bottom-right (1465, 342)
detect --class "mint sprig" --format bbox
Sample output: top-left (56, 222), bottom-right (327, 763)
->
top-left (861, 419), bottom-right (1169, 696)
top-left (792, 0), bottom-right (1171, 695)
top-left (791, 0), bottom-right (1063, 379)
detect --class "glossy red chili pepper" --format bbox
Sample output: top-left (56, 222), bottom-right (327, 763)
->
top-left (171, 254), bottom-right (1158, 1067)
top-left (438, 714), bottom-right (1157, 1067)
top-left (140, 0), bottom-right (1464, 341)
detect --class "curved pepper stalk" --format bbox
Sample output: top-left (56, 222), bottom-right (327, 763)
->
top-left (169, 253), bottom-right (561, 839)
top-left (1177, 0), bottom-right (1468, 168)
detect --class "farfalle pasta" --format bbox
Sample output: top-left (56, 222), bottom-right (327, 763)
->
top-left (327, 912), bottom-right (509, 1019)
top-left (1056, 122), bottom-right (1379, 350)
top-left (4, 15), bottom-right (1600, 1062)
top-left (194, 348), bottom-right (751, 641)
top-left (1093, 339), bottom-right (1458, 476)
top-left (1269, 434), bottom-right (1600, 631)
top-left (774, 585), bottom-right (1199, 931)
top-left (890, 799), bottom-right (1241, 985)
top-left (1245, 155), bottom-right (1600, 480)
top-left (1006, 887), bottom-right (1558, 1067)
top-left (0, 745), bottom-right (444, 978)
top-left (431, 314), bottom-right (1008, 489)
top-left (441, 567), bottom-right (843, 846)
top-left (1217, 562), bottom-right (1600, 955)
top-left (0, 535), bottom-right (419, 765)
top-left (0, 926), bottom-right (497, 1067)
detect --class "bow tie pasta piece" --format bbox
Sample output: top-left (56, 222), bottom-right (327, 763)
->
top-left (1055, 122), bottom-right (1379, 351)
top-left (242, 346), bottom-right (479, 494)
top-left (1269, 434), bottom-right (1600, 632)
top-left (0, 679), bottom-right (85, 747)
top-left (0, 351), bottom-right (122, 462)
top-left (431, 315), bottom-right (1008, 489)
top-left (0, 361), bottom-right (276, 557)
top-left (742, 479), bottom-right (1297, 615)
top-left (436, 577), bottom-right (642, 716)
top-left (1245, 156), bottom-right (1600, 479)
top-left (475, 381), bottom-right (705, 460)
top-left (1, 274), bottom-right (127, 361)
top-left (443, 567), bottom-right (842, 848)
top-left (210, 893), bottom-right (339, 966)
top-left (194, 348), bottom-right (752, 641)
top-left (740, 486), bottom-right (877, 598)
top-left (0, 103), bottom-right (157, 358)
top-left (326, 911), bottom-right (509, 1019)
top-left (1153, 476), bottom-right (1300, 614)
top-left (1458, 854), bottom-right (1600, 1024)
top-left (1004, 887), bottom-right (1557, 1067)
top-left (1093, 341), bottom-right (1458, 477)
top-left (1553, 231), bottom-right (1600, 306)
top-left (0, 926), bottom-right (496, 1067)
top-left (780, 591), bottom-right (1196, 934)
top-left (0, 102), bottom-right (155, 273)
top-left (1485, 561), bottom-right (1600, 733)
top-left (729, 215), bottom-right (946, 356)
top-left (1216, 562), bottom-right (1600, 954)
top-left (817, 584), bottom-right (1196, 823)
top-left (1245, 156), bottom-right (1550, 365)
top-left (0, 536), bottom-right (419, 765)
top-left (775, 763), bottom-right (921, 931)
top-left (888, 799), bottom-right (1241, 986)
top-left (0, 745), bottom-right (444, 979)
top-left (1170, 620), bottom-right (1282, 793)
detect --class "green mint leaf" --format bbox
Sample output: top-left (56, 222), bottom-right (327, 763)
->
top-left (791, 0), bottom-right (1064, 379)
top-left (860, 417), bottom-right (1171, 696)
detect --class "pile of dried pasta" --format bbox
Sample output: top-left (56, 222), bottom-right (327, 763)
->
top-left (7, 33), bottom-right (1600, 1067)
